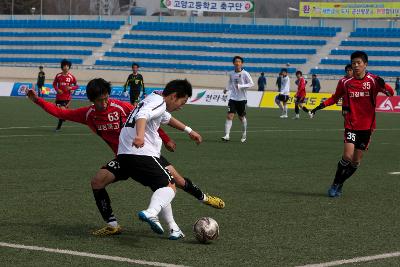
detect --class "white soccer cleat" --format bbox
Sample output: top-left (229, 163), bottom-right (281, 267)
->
top-left (138, 210), bottom-right (164, 235)
top-left (221, 135), bottom-right (230, 142)
top-left (168, 228), bottom-right (185, 240)
top-left (240, 134), bottom-right (246, 143)
top-left (308, 111), bottom-right (314, 119)
top-left (279, 114), bottom-right (288, 119)
top-left (293, 114), bottom-right (300, 119)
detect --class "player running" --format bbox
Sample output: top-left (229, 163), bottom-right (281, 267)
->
top-left (310, 51), bottom-right (394, 197)
top-left (116, 79), bottom-right (201, 239)
top-left (293, 71), bottom-right (313, 119)
top-left (222, 56), bottom-right (254, 143)
top-left (52, 59), bottom-right (79, 131)
top-left (275, 68), bottom-right (290, 118)
top-left (123, 63), bottom-right (144, 105)
top-left (27, 78), bottom-right (224, 238)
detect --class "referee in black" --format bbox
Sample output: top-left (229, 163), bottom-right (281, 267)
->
top-left (123, 63), bottom-right (144, 104)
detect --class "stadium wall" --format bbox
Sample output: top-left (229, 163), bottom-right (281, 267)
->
top-left (0, 66), bottom-right (342, 93)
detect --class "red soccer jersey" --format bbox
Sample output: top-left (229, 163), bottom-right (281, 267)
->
top-left (35, 98), bottom-right (171, 154)
top-left (296, 77), bottom-right (306, 98)
top-left (53, 72), bottom-right (79, 101)
top-left (323, 73), bottom-right (394, 130)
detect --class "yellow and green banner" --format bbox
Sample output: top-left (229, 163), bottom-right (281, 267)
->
top-left (299, 2), bottom-right (400, 18)
top-left (260, 92), bottom-right (342, 111)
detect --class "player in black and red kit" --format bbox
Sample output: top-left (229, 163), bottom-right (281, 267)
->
top-left (311, 51), bottom-right (394, 197)
top-left (52, 59), bottom-right (79, 131)
top-left (27, 78), bottom-right (224, 236)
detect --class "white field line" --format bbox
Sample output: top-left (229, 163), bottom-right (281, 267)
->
top-left (0, 133), bottom-right (92, 138)
top-left (296, 251), bottom-right (400, 267)
top-left (0, 125), bottom-right (81, 130)
top-left (0, 242), bottom-right (189, 267)
top-left (389, 172), bottom-right (400, 175)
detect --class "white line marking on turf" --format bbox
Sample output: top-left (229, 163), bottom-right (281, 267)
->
top-left (389, 172), bottom-right (400, 175)
top-left (0, 133), bottom-right (92, 138)
top-left (0, 242), bottom-right (189, 267)
top-left (0, 125), bottom-right (81, 130)
top-left (296, 251), bottom-right (400, 267)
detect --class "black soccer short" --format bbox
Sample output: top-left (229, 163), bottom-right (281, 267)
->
top-left (228, 99), bottom-right (247, 116)
top-left (129, 89), bottom-right (141, 104)
top-left (102, 155), bottom-right (174, 191)
top-left (343, 129), bottom-right (372, 151)
top-left (276, 94), bottom-right (289, 102)
top-left (55, 100), bottom-right (70, 107)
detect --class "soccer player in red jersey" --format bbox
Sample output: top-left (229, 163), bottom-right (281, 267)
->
top-left (53, 59), bottom-right (79, 131)
top-left (293, 71), bottom-right (312, 119)
top-left (27, 78), bottom-right (224, 236)
top-left (311, 51), bottom-right (394, 197)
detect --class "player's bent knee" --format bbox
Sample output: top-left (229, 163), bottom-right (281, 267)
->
top-left (91, 169), bottom-right (115, 189)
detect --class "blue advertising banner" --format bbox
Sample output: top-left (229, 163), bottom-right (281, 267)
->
top-left (11, 83), bottom-right (162, 101)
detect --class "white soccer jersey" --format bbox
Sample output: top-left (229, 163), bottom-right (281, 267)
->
top-left (118, 93), bottom-right (171, 157)
top-left (280, 76), bottom-right (290, 95)
top-left (226, 69), bottom-right (254, 101)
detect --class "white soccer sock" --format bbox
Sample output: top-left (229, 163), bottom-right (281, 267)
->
top-left (107, 220), bottom-right (118, 227)
top-left (283, 104), bottom-right (288, 116)
top-left (241, 117), bottom-right (247, 135)
top-left (146, 187), bottom-right (175, 216)
top-left (159, 203), bottom-right (179, 231)
top-left (225, 119), bottom-right (232, 137)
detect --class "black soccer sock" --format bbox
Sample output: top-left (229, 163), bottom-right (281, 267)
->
top-left (92, 188), bottom-right (116, 223)
top-left (295, 105), bottom-right (299, 114)
top-left (183, 177), bottom-right (204, 201)
top-left (341, 163), bottom-right (359, 183)
top-left (56, 119), bottom-right (64, 130)
top-left (302, 106), bottom-right (309, 113)
top-left (333, 158), bottom-right (350, 185)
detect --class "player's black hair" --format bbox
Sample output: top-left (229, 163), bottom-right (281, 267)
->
top-left (39, 65), bottom-right (43, 69)
top-left (132, 62), bottom-right (139, 68)
top-left (61, 59), bottom-right (72, 69)
top-left (281, 68), bottom-right (288, 73)
top-left (312, 74), bottom-right (317, 77)
top-left (345, 64), bottom-right (352, 71)
top-left (232, 56), bottom-right (244, 64)
top-left (351, 51), bottom-right (368, 63)
top-left (163, 79), bottom-right (192, 98)
top-left (86, 78), bottom-right (111, 102)
top-left (261, 72), bottom-right (264, 75)
top-left (296, 70), bottom-right (302, 76)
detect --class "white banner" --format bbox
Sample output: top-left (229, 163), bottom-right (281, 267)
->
top-left (161, 0), bottom-right (254, 13)
top-left (0, 82), bottom-right (14, 96)
top-left (188, 89), bottom-right (262, 107)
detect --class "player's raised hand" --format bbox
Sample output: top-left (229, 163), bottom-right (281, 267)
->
top-left (133, 136), bottom-right (144, 148)
top-left (189, 130), bottom-right (202, 145)
top-left (164, 139), bottom-right (176, 152)
top-left (26, 88), bottom-right (38, 102)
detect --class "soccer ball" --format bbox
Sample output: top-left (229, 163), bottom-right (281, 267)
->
top-left (193, 217), bottom-right (219, 243)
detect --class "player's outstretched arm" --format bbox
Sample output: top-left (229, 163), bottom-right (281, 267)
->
top-left (168, 117), bottom-right (202, 145)
top-left (27, 88), bottom-right (88, 124)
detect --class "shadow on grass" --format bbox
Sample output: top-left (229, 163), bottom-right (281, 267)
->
top-left (273, 190), bottom-right (327, 198)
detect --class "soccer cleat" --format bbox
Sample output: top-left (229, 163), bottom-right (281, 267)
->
top-left (92, 225), bottom-right (122, 236)
top-left (293, 114), bottom-right (300, 120)
top-left (203, 194), bottom-right (225, 209)
top-left (308, 111), bottom-right (314, 119)
top-left (168, 228), bottom-right (185, 240)
top-left (240, 134), bottom-right (247, 143)
top-left (279, 114), bottom-right (288, 119)
top-left (138, 210), bottom-right (164, 235)
top-left (221, 135), bottom-right (230, 142)
top-left (328, 184), bottom-right (341, 198)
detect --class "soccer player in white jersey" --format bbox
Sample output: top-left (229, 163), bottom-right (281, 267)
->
top-left (275, 68), bottom-right (290, 118)
top-left (116, 79), bottom-right (202, 240)
top-left (222, 56), bottom-right (254, 143)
